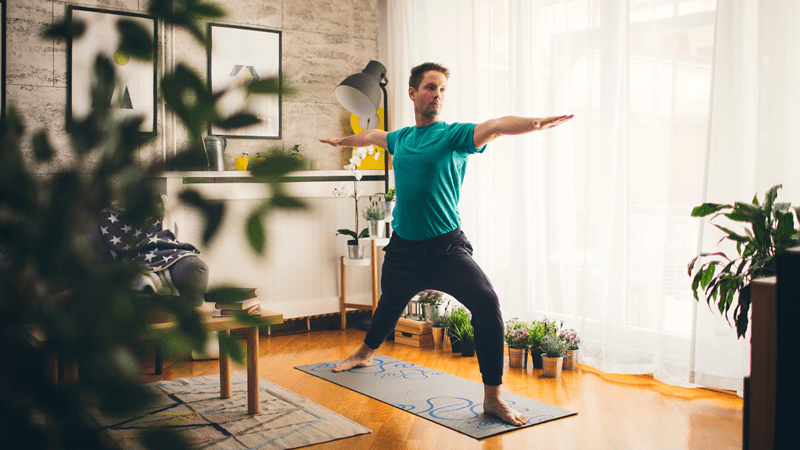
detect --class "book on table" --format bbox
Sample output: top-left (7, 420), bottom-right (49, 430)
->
top-left (212, 304), bottom-right (261, 317)
top-left (204, 287), bottom-right (257, 304)
top-left (214, 296), bottom-right (259, 311)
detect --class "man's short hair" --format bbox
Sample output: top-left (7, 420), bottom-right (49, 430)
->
top-left (409, 62), bottom-right (450, 90)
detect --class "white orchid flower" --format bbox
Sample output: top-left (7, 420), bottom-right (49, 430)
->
top-left (355, 147), bottom-right (368, 158)
top-left (354, 170), bottom-right (363, 181)
top-left (355, 189), bottom-right (363, 200)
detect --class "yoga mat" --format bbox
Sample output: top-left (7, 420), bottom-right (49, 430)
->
top-left (93, 371), bottom-right (370, 449)
top-left (295, 355), bottom-right (576, 439)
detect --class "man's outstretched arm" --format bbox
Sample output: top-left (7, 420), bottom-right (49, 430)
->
top-left (320, 129), bottom-right (388, 149)
top-left (473, 114), bottom-right (573, 149)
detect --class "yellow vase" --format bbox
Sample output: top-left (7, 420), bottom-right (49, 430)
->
top-left (235, 157), bottom-right (249, 171)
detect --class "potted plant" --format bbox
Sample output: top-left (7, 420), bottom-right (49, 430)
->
top-left (688, 184), bottom-right (800, 338)
top-left (527, 321), bottom-right (547, 369)
top-left (362, 202), bottom-right (389, 238)
top-left (446, 305), bottom-right (470, 353)
top-left (380, 187), bottom-right (396, 220)
top-left (417, 289), bottom-right (443, 323)
top-left (457, 321), bottom-right (475, 357)
top-left (333, 185), bottom-right (368, 259)
top-left (559, 328), bottom-right (581, 370)
top-left (540, 334), bottom-right (567, 378)
top-left (504, 319), bottom-right (530, 369)
top-left (430, 307), bottom-right (447, 349)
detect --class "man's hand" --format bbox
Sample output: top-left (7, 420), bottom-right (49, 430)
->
top-left (319, 137), bottom-right (348, 147)
top-left (319, 129), bottom-right (388, 149)
top-left (533, 114), bottom-right (573, 131)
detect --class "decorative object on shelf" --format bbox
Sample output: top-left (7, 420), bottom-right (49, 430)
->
top-left (235, 152), bottom-right (249, 171)
top-left (559, 328), bottom-right (581, 370)
top-left (688, 184), bottom-right (800, 338)
top-left (362, 202), bottom-right (389, 238)
top-left (505, 319), bottom-right (530, 369)
top-left (208, 23), bottom-right (281, 139)
top-left (67, 6), bottom-right (157, 134)
top-left (202, 135), bottom-right (226, 171)
top-left (349, 108), bottom-right (387, 170)
top-left (540, 334), bottom-right (567, 378)
top-left (334, 60), bottom-right (391, 194)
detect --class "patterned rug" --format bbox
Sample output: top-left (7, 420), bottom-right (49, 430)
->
top-left (296, 355), bottom-right (577, 440)
top-left (94, 371), bottom-right (371, 449)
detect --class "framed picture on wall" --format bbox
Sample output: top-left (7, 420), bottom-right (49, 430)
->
top-left (2, 0), bottom-right (6, 123)
top-left (208, 23), bottom-right (281, 139)
top-left (67, 6), bottom-right (157, 133)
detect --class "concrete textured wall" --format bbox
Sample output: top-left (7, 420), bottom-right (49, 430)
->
top-left (5, 0), bottom-right (380, 172)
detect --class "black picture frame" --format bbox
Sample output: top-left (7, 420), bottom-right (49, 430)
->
top-left (1, 0), bottom-right (6, 124)
top-left (208, 23), bottom-right (282, 139)
top-left (67, 6), bottom-right (157, 134)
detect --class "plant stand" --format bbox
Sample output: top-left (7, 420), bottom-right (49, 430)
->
top-left (339, 237), bottom-right (389, 330)
top-left (541, 355), bottom-right (564, 378)
top-left (508, 347), bottom-right (528, 369)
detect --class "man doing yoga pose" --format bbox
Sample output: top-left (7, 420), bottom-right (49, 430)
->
top-left (320, 62), bottom-right (572, 426)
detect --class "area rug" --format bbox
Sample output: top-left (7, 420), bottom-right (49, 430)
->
top-left (295, 355), bottom-right (576, 439)
top-left (94, 371), bottom-right (371, 449)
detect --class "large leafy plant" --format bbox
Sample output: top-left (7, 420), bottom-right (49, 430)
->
top-left (0, 1), bottom-right (303, 448)
top-left (688, 184), bottom-right (800, 338)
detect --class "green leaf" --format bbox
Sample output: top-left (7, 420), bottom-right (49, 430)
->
top-left (250, 154), bottom-right (303, 178)
top-left (691, 203), bottom-right (730, 217)
top-left (217, 331), bottom-right (244, 364)
top-left (216, 112), bottom-right (261, 130)
top-left (699, 263), bottom-right (717, 289)
top-left (43, 18), bottom-right (85, 40)
top-left (139, 428), bottom-right (193, 450)
top-left (246, 210), bottom-right (266, 255)
top-left (358, 228), bottom-right (369, 239)
top-left (117, 19), bottom-right (154, 61)
top-left (763, 184), bottom-right (782, 213)
top-left (246, 77), bottom-right (282, 95)
top-left (336, 229), bottom-right (357, 240)
top-left (734, 284), bottom-right (751, 339)
top-left (32, 130), bottom-right (55, 162)
top-left (178, 189), bottom-right (224, 245)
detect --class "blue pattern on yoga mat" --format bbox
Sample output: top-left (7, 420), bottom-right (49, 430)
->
top-left (296, 355), bottom-right (577, 439)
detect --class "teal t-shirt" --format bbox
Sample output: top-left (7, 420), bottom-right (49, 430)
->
top-left (386, 121), bottom-right (486, 241)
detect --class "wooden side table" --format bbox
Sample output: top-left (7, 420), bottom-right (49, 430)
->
top-left (340, 237), bottom-right (389, 329)
top-left (147, 309), bottom-right (284, 415)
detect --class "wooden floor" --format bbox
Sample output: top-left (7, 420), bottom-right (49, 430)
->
top-left (143, 327), bottom-right (743, 450)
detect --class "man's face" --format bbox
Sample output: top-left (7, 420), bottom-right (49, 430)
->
top-left (409, 71), bottom-right (447, 119)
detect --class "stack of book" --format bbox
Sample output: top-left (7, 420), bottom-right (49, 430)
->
top-left (207, 288), bottom-right (261, 317)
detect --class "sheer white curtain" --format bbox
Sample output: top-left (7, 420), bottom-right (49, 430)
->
top-left (693, 0), bottom-right (800, 390)
top-left (387, 0), bottom-right (745, 389)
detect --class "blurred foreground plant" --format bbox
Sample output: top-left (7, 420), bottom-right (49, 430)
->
top-left (0, 1), bottom-right (304, 448)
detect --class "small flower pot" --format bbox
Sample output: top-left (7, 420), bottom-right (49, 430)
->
top-left (508, 347), bottom-right (528, 369)
top-left (347, 240), bottom-right (364, 259)
top-left (431, 326), bottom-right (445, 349)
top-left (531, 349), bottom-right (543, 369)
top-left (563, 349), bottom-right (579, 370)
top-left (461, 341), bottom-right (475, 357)
top-left (368, 220), bottom-right (385, 238)
top-left (541, 354), bottom-right (564, 378)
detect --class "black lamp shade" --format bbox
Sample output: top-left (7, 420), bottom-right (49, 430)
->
top-left (335, 60), bottom-right (387, 117)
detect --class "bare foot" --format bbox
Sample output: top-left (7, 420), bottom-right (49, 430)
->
top-left (332, 344), bottom-right (375, 372)
top-left (483, 385), bottom-right (528, 426)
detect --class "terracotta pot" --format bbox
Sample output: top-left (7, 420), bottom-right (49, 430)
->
top-left (563, 349), bottom-right (579, 370)
top-left (431, 327), bottom-right (444, 349)
top-left (508, 347), bottom-right (528, 369)
top-left (541, 354), bottom-right (564, 378)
